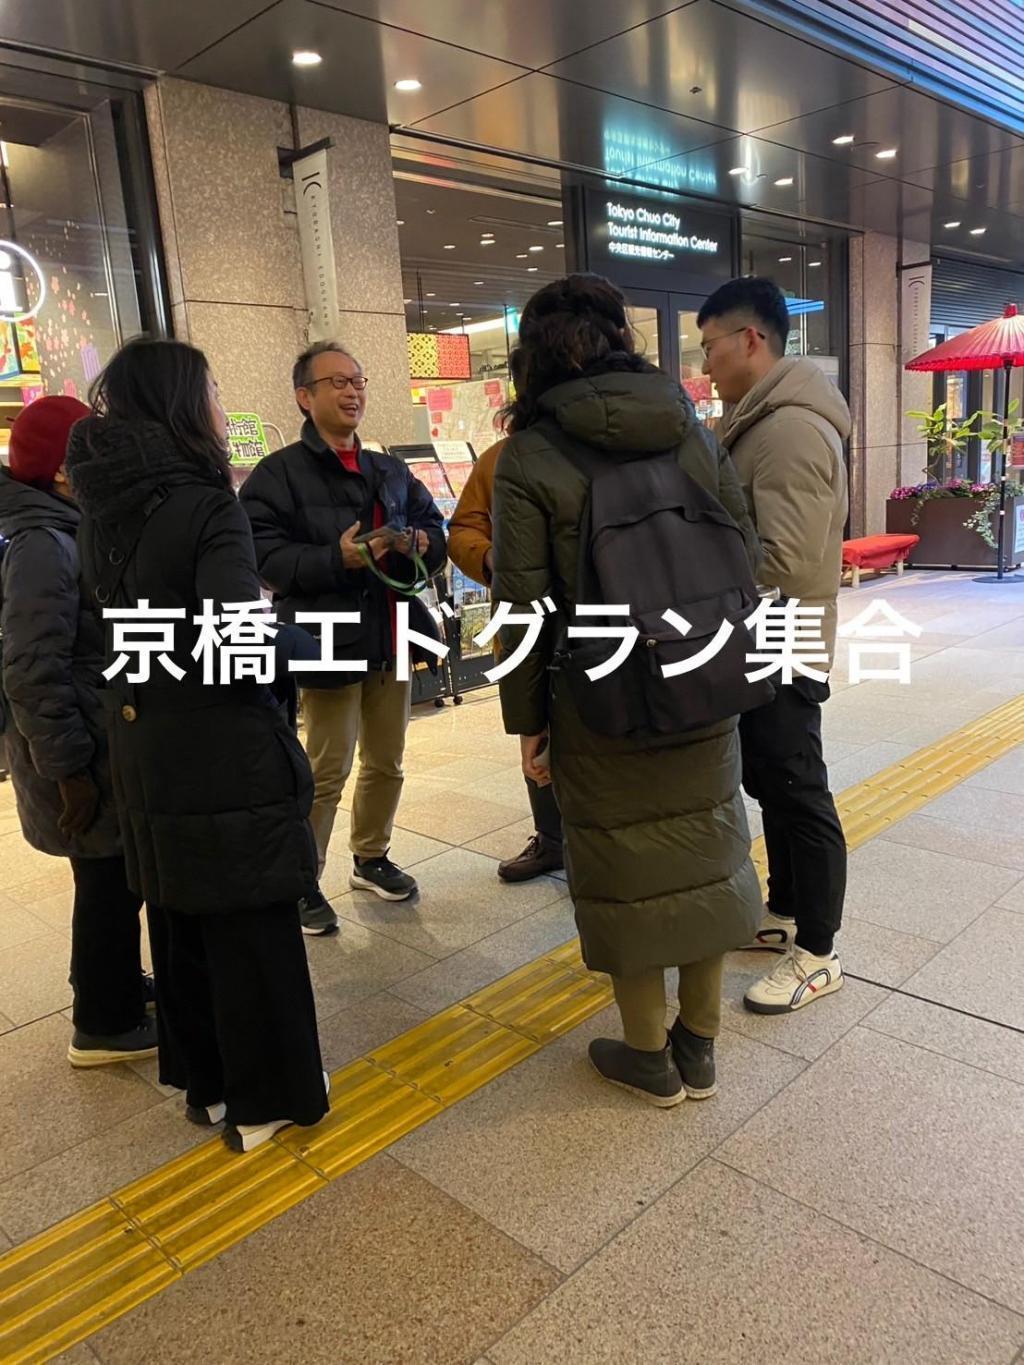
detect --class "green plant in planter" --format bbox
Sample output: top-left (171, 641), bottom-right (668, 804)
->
top-left (963, 478), bottom-right (1024, 548)
top-left (963, 401), bottom-right (1024, 548)
top-left (905, 402), bottom-right (982, 483)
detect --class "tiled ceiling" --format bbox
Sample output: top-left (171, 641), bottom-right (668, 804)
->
top-left (5, 0), bottom-right (1024, 263)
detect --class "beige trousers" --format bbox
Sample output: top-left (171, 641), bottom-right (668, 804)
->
top-left (301, 674), bottom-right (412, 873)
top-left (611, 955), bottom-right (725, 1052)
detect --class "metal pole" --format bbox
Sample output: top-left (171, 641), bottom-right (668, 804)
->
top-left (996, 358), bottom-right (1012, 580)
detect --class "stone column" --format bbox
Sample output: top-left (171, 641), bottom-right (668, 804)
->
top-left (295, 107), bottom-right (413, 444)
top-left (144, 78), bottom-right (413, 447)
top-left (848, 231), bottom-right (899, 535)
top-left (898, 238), bottom-right (933, 488)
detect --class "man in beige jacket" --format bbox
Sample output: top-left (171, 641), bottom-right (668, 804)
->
top-left (699, 277), bottom-right (850, 1016)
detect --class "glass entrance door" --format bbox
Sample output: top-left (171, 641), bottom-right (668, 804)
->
top-left (625, 289), bottom-right (722, 428)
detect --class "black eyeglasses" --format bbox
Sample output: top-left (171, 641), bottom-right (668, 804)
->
top-left (305, 374), bottom-right (369, 392)
top-left (700, 327), bottom-right (765, 359)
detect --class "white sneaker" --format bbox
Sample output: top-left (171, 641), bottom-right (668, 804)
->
top-left (744, 909), bottom-right (797, 952)
top-left (744, 945), bottom-right (844, 1014)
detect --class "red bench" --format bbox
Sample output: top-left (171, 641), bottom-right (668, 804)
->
top-left (842, 533), bottom-right (920, 588)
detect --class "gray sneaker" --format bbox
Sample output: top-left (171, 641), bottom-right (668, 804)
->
top-left (588, 1038), bottom-right (685, 1107)
top-left (668, 1018), bottom-right (718, 1099)
top-left (298, 888), bottom-right (339, 936)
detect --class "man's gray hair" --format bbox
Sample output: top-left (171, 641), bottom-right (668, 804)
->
top-left (292, 340), bottom-right (361, 391)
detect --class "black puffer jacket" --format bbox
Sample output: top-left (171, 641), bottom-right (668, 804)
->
top-left (66, 419), bottom-right (318, 915)
top-left (240, 421), bottom-right (447, 685)
top-left (0, 470), bottom-right (121, 857)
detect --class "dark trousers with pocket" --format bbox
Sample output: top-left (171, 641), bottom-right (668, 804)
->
top-left (527, 775), bottom-right (563, 847)
top-left (147, 901), bottom-right (328, 1128)
top-left (69, 855), bottom-right (146, 1036)
top-left (739, 677), bottom-right (847, 957)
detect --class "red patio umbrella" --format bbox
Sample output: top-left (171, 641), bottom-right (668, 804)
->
top-left (906, 303), bottom-right (1024, 582)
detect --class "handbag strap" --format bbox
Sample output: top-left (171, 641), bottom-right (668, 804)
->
top-left (357, 542), bottom-right (431, 597)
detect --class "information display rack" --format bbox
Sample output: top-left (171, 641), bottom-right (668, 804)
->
top-left (390, 441), bottom-right (493, 705)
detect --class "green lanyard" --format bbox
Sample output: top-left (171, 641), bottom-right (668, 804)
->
top-left (357, 543), bottom-right (431, 597)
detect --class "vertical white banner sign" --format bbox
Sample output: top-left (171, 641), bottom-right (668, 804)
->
top-left (901, 264), bottom-right (932, 364)
top-left (293, 147), bottom-right (339, 341)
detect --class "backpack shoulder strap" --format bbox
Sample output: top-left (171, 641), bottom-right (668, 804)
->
top-left (90, 486), bottom-right (169, 609)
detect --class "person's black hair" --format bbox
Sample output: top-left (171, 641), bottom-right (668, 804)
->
top-left (292, 340), bottom-right (359, 417)
top-left (88, 337), bottom-right (231, 483)
top-left (697, 277), bottom-right (790, 357)
top-left (502, 273), bottom-right (652, 433)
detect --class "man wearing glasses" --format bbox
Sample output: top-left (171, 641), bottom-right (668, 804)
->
top-left (241, 341), bottom-right (447, 934)
top-left (698, 277), bottom-right (850, 1016)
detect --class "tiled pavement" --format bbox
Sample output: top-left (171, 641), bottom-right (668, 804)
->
top-left (2, 570), bottom-right (1024, 1363)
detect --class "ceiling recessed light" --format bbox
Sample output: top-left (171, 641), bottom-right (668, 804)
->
top-left (394, 78), bottom-right (422, 92)
top-left (527, 266), bottom-right (538, 272)
top-left (426, 292), bottom-right (435, 297)
top-left (808, 261), bottom-right (822, 268)
top-left (944, 220), bottom-right (961, 228)
top-left (474, 280), bottom-right (484, 285)
top-left (778, 256), bottom-right (793, 262)
top-left (292, 50), bottom-right (322, 66)
top-left (555, 242), bottom-right (564, 249)
top-left (450, 302), bottom-right (460, 307)
top-left (876, 148), bottom-right (897, 159)
top-left (774, 177), bottom-right (794, 187)
top-left (426, 209), bottom-right (436, 216)
top-left (546, 219), bottom-right (563, 227)
top-left (443, 244), bottom-right (457, 250)
top-left (403, 297), bottom-right (411, 304)
top-left (970, 226), bottom-right (987, 235)
top-left (528, 245), bottom-right (544, 253)
top-left (516, 253), bottom-right (528, 259)
top-left (480, 240), bottom-right (495, 246)
top-left (832, 134), bottom-right (855, 145)
top-left (396, 219), bottom-right (405, 226)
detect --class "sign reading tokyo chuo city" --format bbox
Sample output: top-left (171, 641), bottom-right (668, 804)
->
top-left (584, 187), bottom-right (735, 289)
top-left (604, 200), bottom-right (719, 263)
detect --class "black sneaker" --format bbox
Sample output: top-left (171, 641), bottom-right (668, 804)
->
top-left (588, 1037), bottom-right (685, 1108)
top-left (67, 1019), bottom-right (158, 1068)
top-left (350, 854), bottom-right (417, 901)
top-left (298, 888), bottom-right (339, 936)
top-left (668, 1018), bottom-right (718, 1099)
top-left (498, 834), bottom-right (564, 883)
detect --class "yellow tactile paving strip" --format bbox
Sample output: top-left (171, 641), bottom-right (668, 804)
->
top-left (3, 692), bottom-right (1024, 1364)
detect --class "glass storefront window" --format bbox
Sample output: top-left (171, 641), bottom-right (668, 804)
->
top-left (0, 96), bottom-right (142, 462)
top-left (395, 170), bottom-right (565, 452)
top-left (740, 232), bottom-right (836, 362)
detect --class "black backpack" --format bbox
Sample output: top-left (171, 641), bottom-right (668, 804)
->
top-left (546, 425), bottom-right (774, 740)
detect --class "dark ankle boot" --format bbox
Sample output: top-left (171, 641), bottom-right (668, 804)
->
top-left (668, 1019), bottom-right (717, 1099)
top-left (497, 833), bottom-right (564, 883)
top-left (588, 1037), bottom-right (684, 1107)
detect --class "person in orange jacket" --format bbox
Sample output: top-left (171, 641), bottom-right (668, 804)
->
top-left (448, 439), bottom-right (564, 882)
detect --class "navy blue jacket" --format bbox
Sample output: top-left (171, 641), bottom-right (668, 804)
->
top-left (240, 420), bottom-right (447, 682)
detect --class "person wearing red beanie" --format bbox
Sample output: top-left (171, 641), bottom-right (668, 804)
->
top-left (8, 394), bottom-right (90, 489)
top-left (0, 394), bottom-right (157, 1065)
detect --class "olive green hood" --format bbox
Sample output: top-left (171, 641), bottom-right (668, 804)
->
top-left (537, 368), bottom-right (695, 454)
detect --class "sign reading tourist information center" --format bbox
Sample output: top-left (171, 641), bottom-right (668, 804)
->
top-left (584, 188), bottom-right (736, 292)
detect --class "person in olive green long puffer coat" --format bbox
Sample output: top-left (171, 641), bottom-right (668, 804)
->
top-left (492, 274), bottom-right (764, 1108)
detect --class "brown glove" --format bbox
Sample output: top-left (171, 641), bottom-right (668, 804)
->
top-left (57, 771), bottom-right (101, 838)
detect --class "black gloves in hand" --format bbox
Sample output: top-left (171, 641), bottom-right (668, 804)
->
top-left (57, 771), bottom-right (101, 838)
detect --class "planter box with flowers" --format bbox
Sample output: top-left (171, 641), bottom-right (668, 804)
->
top-left (886, 479), bottom-right (1024, 569)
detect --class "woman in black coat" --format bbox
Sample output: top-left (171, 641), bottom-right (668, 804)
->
top-left (67, 338), bottom-right (328, 1153)
top-left (0, 396), bottom-right (155, 1066)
